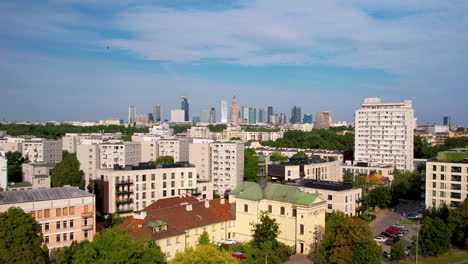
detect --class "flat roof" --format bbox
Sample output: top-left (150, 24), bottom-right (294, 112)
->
top-left (299, 180), bottom-right (356, 191)
top-left (0, 186), bottom-right (93, 205)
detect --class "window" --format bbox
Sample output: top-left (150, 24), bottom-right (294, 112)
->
top-left (327, 195), bottom-right (333, 200)
top-left (70, 232), bottom-right (74, 240)
top-left (56, 208), bottom-right (61, 217)
top-left (288, 170), bottom-right (291, 176)
top-left (171, 181), bottom-right (175, 188)
top-left (189, 172), bottom-right (193, 178)
top-left (151, 183), bottom-right (155, 190)
top-left (142, 174), bottom-right (147, 181)
top-left (38, 210), bottom-right (43, 218)
top-left (69, 206), bottom-right (74, 215)
top-left (345, 196), bottom-right (348, 203)
top-left (63, 220), bottom-right (67, 229)
top-left (433, 174), bottom-right (436, 180)
top-left (142, 183), bottom-right (147, 191)
top-left (45, 236), bottom-right (49, 244)
top-left (244, 204), bottom-right (248, 212)
top-left (151, 174), bottom-right (155, 181)
top-left (300, 224), bottom-right (304, 235)
top-left (30, 211), bottom-right (36, 218)
top-left (163, 173), bottom-right (167, 180)
top-left (63, 207), bottom-right (68, 216)
top-left (45, 222), bottom-right (50, 231)
top-left (189, 180), bottom-right (193, 187)
top-left (84, 218), bottom-right (89, 226)
top-left (163, 182), bottom-right (167, 188)
top-left (280, 207), bottom-right (285, 215)
top-left (181, 172), bottom-right (184, 179)
top-left (167, 239), bottom-right (171, 246)
top-left (44, 209), bottom-right (50, 217)
top-left (142, 192), bottom-right (146, 199)
top-left (171, 173), bottom-right (175, 179)
top-left (56, 234), bottom-right (61, 242)
top-left (163, 190), bottom-right (167, 197)
top-left (70, 220), bottom-right (74, 228)
top-left (151, 192), bottom-right (155, 198)
top-left (84, 230), bottom-right (89, 239)
top-left (63, 233), bottom-right (67, 241)
top-left (432, 182), bottom-right (436, 188)
top-left (56, 221), bottom-right (61, 230)
top-left (171, 190), bottom-right (175, 196)
top-left (268, 205), bottom-right (272, 213)
top-left (328, 204), bottom-right (333, 209)
top-left (292, 208), bottom-right (297, 217)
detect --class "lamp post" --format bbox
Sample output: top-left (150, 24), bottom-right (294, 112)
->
top-left (265, 252), bottom-right (270, 264)
top-left (416, 220), bottom-right (419, 264)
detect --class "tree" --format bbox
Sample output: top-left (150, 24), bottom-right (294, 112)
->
top-left (419, 216), bottom-right (451, 256)
top-left (269, 151), bottom-right (288, 162)
top-left (391, 242), bottom-right (406, 261)
top-left (55, 228), bottom-right (164, 264)
top-left (154, 156), bottom-right (174, 165)
top-left (5, 151), bottom-right (28, 182)
top-left (390, 170), bottom-right (423, 203)
top-left (104, 213), bottom-right (123, 228)
top-left (87, 179), bottom-right (95, 194)
top-left (447, 198), bottom-right (468, 248)
top-left (171, 245), bottom-right (238, 264)
top-left (51, 151), bottom-right (85, 189)
top-left (251, 211), bottom-right (280, 247)
top-left (315, 211), bottom-right (381, 264)
top-left (198, 231), bottom-right (210, 245)
top-left (244, 149), bottom-right (258, 182)
top-left (367, 187), bottom-right (392, 209)
top-left (0, 207), bottom-right (45, 264)
top-left (342, 170), bottom-right (354, 184)
top-left (291, 151), bottom-right (307, 158)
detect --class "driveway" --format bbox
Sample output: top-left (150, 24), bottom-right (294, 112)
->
top-left (286, 254), bottom-right (312, 264)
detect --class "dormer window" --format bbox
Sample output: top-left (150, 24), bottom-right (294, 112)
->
top-left (148, 220), bottom-right (168, 233)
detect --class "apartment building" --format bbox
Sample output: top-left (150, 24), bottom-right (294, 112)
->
top-left (0, 151), bottom-right (7, 190)
top-left (315, 111), bottom-right (332, 129)
top-left (62, 133), bottom-right (122, 153)
top-left (425, 149), bottom-right (468, 208)
top-left (76, 143), bottom-right (101, 188)
top-left (122, 196), bottom-right (234, 261)
top-left (211, 141), bottom-right (244, 195)
top-left (96, 162), bottom-right (198, 214)
top-left (22, 139), bottom-right (62, 163)
top-left (21, 162), bottom-right (55, 189)
top-left (189, 142), bottom-right (211, 181)
top-left (158, 138), bottom-right (189, 162)
top-left (99, 142), bottom-right (141, 169)
top-left (340, 163), bottom-right (394, 182)
top-left (187, 127), bottom-right (211, 138)
top-left (229, 182), bottom-right (327, 254)
top-left (252, 146), bottom-right (344, 163)
top-left (149, 124), bottom-right (174, 137)
top-left (297, 180), bottom-right (362, 216)
top-left (355, 98), bottom-right (416, 171)
top-left (0, 186), bottom-right (95, 251)
top-left (0, 136), bottom-right (24, 152)
top-left (241, 131), bottom-right (284, 142)
top-left (268, 157), bottom-right (341, 182)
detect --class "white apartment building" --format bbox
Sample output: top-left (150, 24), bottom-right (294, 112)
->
top-left (171, 109), bottom-right (186, 123)
top-left (0, 136), bottom-right (24, 152)
top-left (355, 98), bottom-right (416, 171)
top-left (77, 143), bottom-right (100, 188)
top-left (189, 142), bottom-right (211, 181)
top-left (22, 162), bottom-right (55, 189)
top-left (158, 139), bottom-right (189, 162)
top-left (22, 139), bottom-right (62, 163)
top-left (96, 162), bottom-right (198, 214)
top-left (268, 159), bottom-right (341, 182)
top-left (0, 151), bottom-right (7, 190)
top-left (62, 133), bottom-right (122, 153)
top-left (211, 141), bottom-right (244, 194)
top-left (188, 127), bottom-right (212, 138)
top-left (149, 124), bottom-right (174, 137)
top-left (425, 149), bottom-right (468, 208)
top-left (99, 142), bottom-right (141, 169)
top-left (241, 131), bottom-right (284, 142)
top-left (131, 134), bottom-right (161, 163)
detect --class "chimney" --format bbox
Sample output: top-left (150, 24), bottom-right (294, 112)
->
top-left (186, 204), bottom-right (192, 211)
top-left (204, 200), bottom-right (210, 208)
top-left (220, 198), bottom-right (225, 205)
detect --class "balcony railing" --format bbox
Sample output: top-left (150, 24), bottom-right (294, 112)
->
top-left (116, 190), bottom-right (134, 195)
top-left (116, 180), bottom-right (134, 186)
top-left (116, 199), bottom-right (134, 205)
top-left (116, 208), bottom-right (134, 214)
top-left (81, 212), bottom-right (93, 218)
top-left (82, 225), bottom-right (93, 231)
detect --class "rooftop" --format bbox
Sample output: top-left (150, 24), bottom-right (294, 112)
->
top-left (0, 186), bottom-right (94, 205)
top-left (436, 148), bottom-right (468, 163)
top-left (110, 162), bottom-right (195, 171)
top-left (253, 146), bottom-right (343, 155)
top-left (299, 180), bottom-right (355, 191)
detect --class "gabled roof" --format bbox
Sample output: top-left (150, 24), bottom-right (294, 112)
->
top-left (0, 186), bottom-right (93, 205)
top-left (142, 196), bottom-right (199, 211)
top-left (230, 182), bottom-right (319, 206)
top-left (121, 198), bottom-right (232, 241)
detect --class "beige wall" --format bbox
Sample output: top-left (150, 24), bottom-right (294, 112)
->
top-left (189, 143), bottom-right (211, 181)
top-left (22, 140), bottom-right (62, 163)
top-left (211, 142), bottom-right (244, 194)
top-left (77, 143), bottom-right (100, 188)
top-left (300, 187), bottom-right (361, 216)
top-left (99, 142), bottom-right (141, 169)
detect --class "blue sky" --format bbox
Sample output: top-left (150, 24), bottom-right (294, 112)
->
top-left (0, 0), bottom-right (467, 125)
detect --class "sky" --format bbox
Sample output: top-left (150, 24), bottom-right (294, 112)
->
top-left (0, 0), bottom-right (467, 125)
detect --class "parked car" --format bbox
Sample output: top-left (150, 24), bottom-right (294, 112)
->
top-left (407, 213), bottom-right (422, 220)
top-left (387, 227), bottom-right (405, 236)
top-left (383, 251), bottom-right (391, 259)
top-left (392, 224), bottom-right (405, 229)
top-left (380, 232), bottom-right (392, 237)
top-left (374, 236), bottom-right (387, 243)
top-left (219, 239), bottom-right (236, 245)
top-left (386, 236), bottom-right (400, 246)
top-left (231, 252), bottom-right (245, 259)
top-left (385, 228), bottom-right (399, 235)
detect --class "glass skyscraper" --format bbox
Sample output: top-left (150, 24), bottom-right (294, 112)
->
top-left (181, 96), bottom-right (189, 122)
top-left (291, 106), bottom-right (302, 124)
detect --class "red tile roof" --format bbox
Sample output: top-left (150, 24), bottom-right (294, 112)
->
top-left (142, 196), bottom-right (199, 212)
top-left (122, 198), bottom-right (232, 241)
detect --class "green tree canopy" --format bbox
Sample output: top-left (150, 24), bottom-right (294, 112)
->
top-left (291, 151), bottom-right (307, 158)
top-left (390, 170), bottom-right (423, 203)
top-left (251, 211), bottom-right (280, 247)
top-left (447, 198), bottom-right (468, 248)
top-left (171, 245), bottom-right (238, 264)
top-left (419, 216), bottom-right (451, 256)
top-left (244, 149), bottom-right (259, 182)
top-left (0, 207), bottom-right (46, 264)
top-left (56, 228), bottom-right (164, 264)
top-left (104, 213), bottom-right (123, 228)
top-left (170, 125), bottom-right (192, 134)
top-left (315, 211), bottom-right (381, 264)
top-left (5, 151), bottom-right (28, 182)
top-left (207, 124), bottom-right (227, 132)
top-left (342, 170), bottom-right (354, 184)
top-left (391, 242), bottom-right (406, 261)
top-left (367, 187), bottom-right (392, 209)
top-left (51, 151), bottom-right (84, 189)
top-left (154, 156), bottom-right (174, 165)
top-left (198, 231), bottom-right (210, 245)
top-left (269, 151), bottom-right (288, 162)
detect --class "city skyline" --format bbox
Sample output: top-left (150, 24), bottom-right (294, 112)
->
top-left (0, 1), bottom-right (467, 125)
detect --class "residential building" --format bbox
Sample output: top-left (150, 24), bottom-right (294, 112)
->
top-left (220, 100), bottom-right (228, 123)
top-left (425, 149), bottom-right (468, 208)
top-left (77, 143), bottom-right (100, 187)
top-left (314, 111), bottom-right (331, 129)
top-left (98, 119), bottom-right (123, 126)
top-left (340, 163), bottom-right (394, 182)
top-left (241, 131), bottom-right (284, 142)
top-left (303, 114), bottom-right (313, 124)
top-left (211, 141), bottom-right (244, 194)
top-left (122, 197), bottom-right (234, 261)
top-left (62, 133), bottom-right (122, 153)
top-left (170, 109), bottom-right (186, 123)
top-left (0, 151), bottom-right (6, 190)
top-left (291, 106), bottom-right (302, 124)
top-left (189, 142), bottom-right (211, 181)
top-left (158, 138), bottom-right (189, 162)
top-left (22, 139), bottom-right (62, 163)
top-left (223, 126), bottom-right (243, 140)
top-left (253, 147), bottom-right (344, 163)
top-left (0, 186), bottom-right (96, 251)
top-left (354, 98), bottom-right (416, 171)
top-left (229, 182), bottom-right (326, 254)
top-left (154, 105), bottom-right (162, 123)
top-left (128, 106), bottom-right (137, 124)
top-left (229, 96), bottom-right (240, 124)
top-left (181, 96), bottom-right (189, 122)
top-left (22, 162), bottom-right (55, 189)
top-left (187, 126), bottom-right (211, 138)
top-left (99, 142), bottom-right (141, 169)
top-left (149, 124), bottom-right (174, 137)
top-left (0, 136), bottom-right (24, 152)
top-left (96, 162), bottom-right (198, 214)
top-left (268, 157), bottom-right (341, 182)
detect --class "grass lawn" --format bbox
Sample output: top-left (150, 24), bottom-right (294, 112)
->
top-left (399, 221), bottom-right (415, 225)
top-left (405, 249), bottom-right (468, 264)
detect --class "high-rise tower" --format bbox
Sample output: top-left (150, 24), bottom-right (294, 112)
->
top-left (290, 106), bottom-right (302, 124)
top-left (181, 96), bottom-right (189, 122)
top-left (220, 100), bottom-right (228, 123)
top-left (153, 105), bottom-right (161, 123)
top-left (229, 96), bottom-right (240, 124)
top-left (128, 106), bottom-right (136, 124)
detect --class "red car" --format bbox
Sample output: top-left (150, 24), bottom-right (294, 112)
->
top-left (231, 252), bottom-right (246, 259)
top-left (387, 227), bottom-right (404, 234)
top-left (385, 228), bottom-right (399, 235)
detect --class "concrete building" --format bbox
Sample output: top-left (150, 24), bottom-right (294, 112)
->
top-left (268, 158), bottom-right (341, 182)
top-left (229, 96), bottom-right (240, 124)
top-left (253, 147), bottom-right (344, 163)
top-left (297, 180), bottom-right (362, 216)
top-left (158, 138), bottom-right (189, 162)
top-left (200, 110), bottom-right (212, 123)
top-left (0, 186), bottom-right (96, 251)
top-left (98, 119), bottom-right (123, 125)
top-left (170, 109), bottom-right (186, 123)
top-left (187, 126), bottom-right (211, 139)
top-left (62, 133), bottom-right (122, 153)
top-left (128, 106), bottom-right (137, 124)
top-left (340, 163), bottom-right (395, 182)
top-left (425, 149), bottom-right (468, 208)
top-left (122, 196), bottom-right (234, 261)
top-left (354, 98), bottom-right (416, 171)
top-left (77, 143), bottom-right (101, 187)
top-left (0, 151), bottom-right (7, 190)
top-left (211, 141), bottom-right (244, 194)
top-left (99, 142), bottom-right (141, 169)
top-left (22, 162), bottom-right (55, 189)
top-left (241, 131), bottom-right (284, 142)
top-left (314, 111), bottom-right (331, 129)
top-left (189, 142), bottom-right (211, 181)
top-left (220, 100), bottom-right (228, 123)
top-left (149, 124), bottom-right (174, 137)
top-left (0, 136), bottom-right (24, 152)
top-left (96, 162), bottom-right (198, 214)
top-left (229, 182), bottom-right (326, 254)
top-left (22, 139), bottom-right (62, 163)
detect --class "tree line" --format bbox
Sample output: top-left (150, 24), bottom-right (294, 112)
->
top-left (414, 135), bottom-right (468, 159)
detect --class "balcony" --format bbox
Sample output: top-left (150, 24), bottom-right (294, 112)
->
top-left (116, 180), bottom-right (134, 186)
top-left (116, 190), bottom-right (134, 195)
top-left (82, 225), bottom-right (93, 231)
top-left (116, 199), bottom-right (134, 205)
top-left (81, 212), bottom-right (93, 218)
top-left (116, 208), bottom-right (134, 214)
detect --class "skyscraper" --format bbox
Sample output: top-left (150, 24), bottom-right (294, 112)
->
top-left (248, 107), bottom-right (256, 124)
top-left (181, 96), bottom-right (189, 122)
top-left (315, 111), bottom-right (331, 129)
top-left (220, 100), bottom-right (228, 123)
top-left (128, 106), bottom-right (136, 124)
top-left (354, 98), bottom-right (416, 171)
top-left (290, 106), bottom-right (302, 124)
top-left (303, 114), bottom-right (313, 124)
top-left (148, 113), bottom-right (154, 123)
top-left (279, 113), bottom-right (287, 124)
top-left (153, 105), bottom-right (161, 123)
top-left (258, 108), bottom-right (265, 123)
top-left (200, 110), bottom-right (211, 123)
top-left (230, 96), bottom-right (240, 124)
top-left (242, 106), bottom-right (250, 124)
top-left (209, 107), bottom-right (216, 123)
top-left (443, 116), bottom-right (450, 126)
top-left (267, 106), bottom-right (273, 123)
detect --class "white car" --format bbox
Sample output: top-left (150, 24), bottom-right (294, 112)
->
top-left (374, 236), bottom-right (387, 243)
top-left (392, 224), bottom-right (405, 229)
top-left (218, 239), bottom-right (236, 245)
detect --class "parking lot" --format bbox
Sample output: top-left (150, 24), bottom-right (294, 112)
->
top-left (369, 201), bottom-right (422, 263)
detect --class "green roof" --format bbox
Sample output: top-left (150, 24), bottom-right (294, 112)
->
top-left (9, 182), bottom-right (32, 187)
top-left (230, 182), bottom-right (318, 206)
top-left (437, 148), bottom-right (468, 162)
